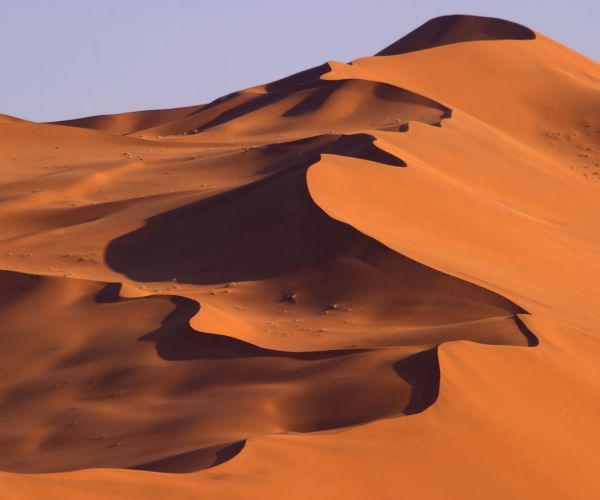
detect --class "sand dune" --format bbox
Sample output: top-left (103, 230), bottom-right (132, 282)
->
top-left (0, 14), bottom-right (599, 499)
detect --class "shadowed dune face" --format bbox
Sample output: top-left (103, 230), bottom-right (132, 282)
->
top-left (376, 14), bottom-right (536, 56)
top-left (130, 78), bottom-right (450, 139)
top-left (104, 142), bottom-right (403, 285)
top-left (105, 165), bottom-right (356, 284)
top-left (1, 13), bottom-right (599, 499)
top-left (132, 440), bottom-right (247, 473)
top-left (0, 271), bottom-right (533, 473)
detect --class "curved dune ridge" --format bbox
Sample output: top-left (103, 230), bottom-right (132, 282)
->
top-left (0, 14), bottom-right (599, 500)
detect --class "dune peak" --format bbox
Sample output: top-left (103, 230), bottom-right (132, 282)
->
top-left (376, 14), bottom-right (536, 56)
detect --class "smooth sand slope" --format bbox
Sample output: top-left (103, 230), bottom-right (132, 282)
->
top-left (0, 14), bottom-right (599, 499)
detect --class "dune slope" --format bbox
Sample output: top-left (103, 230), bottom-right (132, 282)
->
top-left (0, 14), bottom-right (599, 500)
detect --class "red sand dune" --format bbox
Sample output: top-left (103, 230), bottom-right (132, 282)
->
top-left (0, 14), bottom-right (599, 499)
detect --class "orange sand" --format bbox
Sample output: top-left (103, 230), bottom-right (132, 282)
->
top-left (0, 14), bottom-right (599, 500)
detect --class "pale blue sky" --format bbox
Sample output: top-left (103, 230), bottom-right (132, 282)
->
top-left (1, 0), bottom-right (598, 122)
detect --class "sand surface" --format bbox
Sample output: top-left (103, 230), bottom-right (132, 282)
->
top-left (0, 14), bottom-right (599, 499)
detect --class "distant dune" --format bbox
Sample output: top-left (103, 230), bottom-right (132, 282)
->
top-left (0, 14), bottom-right (599, 500)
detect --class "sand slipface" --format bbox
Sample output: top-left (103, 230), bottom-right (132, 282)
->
top-left (0, 13), bottom-right (599, 499)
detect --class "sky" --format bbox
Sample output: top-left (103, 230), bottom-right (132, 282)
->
top-left (1, 0), bottom-right (598, 122)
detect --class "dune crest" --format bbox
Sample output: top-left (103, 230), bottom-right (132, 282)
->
top-left (376, 14), bottom-right (536, 55)
top-left (1, 14), bottom-right (599, 500)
